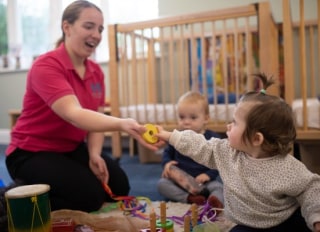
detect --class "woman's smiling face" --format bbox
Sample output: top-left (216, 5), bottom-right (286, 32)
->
top-left (64, 7), bottom-right (104, 59)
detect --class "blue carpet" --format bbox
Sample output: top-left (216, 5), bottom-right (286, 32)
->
top-left (0, 144), bottom-right (165, 201)
top-left (0, 145), bottom-right (12, 187)
top-left (119, 153), bottom-right (165, 201)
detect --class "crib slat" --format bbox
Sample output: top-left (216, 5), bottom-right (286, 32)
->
top-left (200, 23), bottom-right (207, 97)
top-left (210, 22), bottom-right (217, 105)
top-left (282, 0), bottom-right (295, 106)
top-left (258, 2), bottom-right (279, 96)
top-left (222, 20), bottom-right (231, 121)
top-left (233, 18), bottom-right (239, 101)
top-left (148, 30), bottom-right (156, 104)
top-left (121, 33), bottom-right (129, 111)
top-left (159, 27), bottom-right (168, 123)
top-left (131, 32), bottom-right (139, 121)
top-left (149, 28), bottom-right (159, 124)
top-left (107, 24), bottom-right (122, 158)
top-left (190, 24), bottom-right (198, 92)
top-left (210, 22), bottom-right (220, 123)
top-left (245, 17), bottom-right (253, 92)
top-left (169, 26), bottom-right (176, 119)
top-left (308, 26), bottom-right (315, 98)
top-left (299, 0), bottom-right (308, 131)
top-left (140, 29), bottom-right (148, 124)
top-left (178, 25), bottom-right (185, 97)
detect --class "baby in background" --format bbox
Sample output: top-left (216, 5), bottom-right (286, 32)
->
top-left (157, 91), bottom-right (224, 209)
top-left (155, 73), bottom-right (320, 232)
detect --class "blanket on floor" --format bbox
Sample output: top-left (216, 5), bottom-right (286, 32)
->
top-left (51, 201), bottom-right (235, 232)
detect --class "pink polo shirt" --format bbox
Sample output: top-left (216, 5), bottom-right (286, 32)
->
top-left (6, 43), bottom-right (105, 155)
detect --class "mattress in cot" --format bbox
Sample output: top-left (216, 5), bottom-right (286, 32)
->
top-left (292, 98), bottom-right (320, 129)
top-left (120, 103), bottom-right (236, 124)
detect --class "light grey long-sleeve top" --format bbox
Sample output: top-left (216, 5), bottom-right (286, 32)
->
top-left (169, 129), bottom-right (320, 229)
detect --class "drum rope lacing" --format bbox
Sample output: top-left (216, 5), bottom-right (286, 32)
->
top-left (6, 195), bottom-right (48, 232)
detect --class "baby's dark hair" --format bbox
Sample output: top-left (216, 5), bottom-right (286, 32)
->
top-left (239, 73), bottom-right (296, 156)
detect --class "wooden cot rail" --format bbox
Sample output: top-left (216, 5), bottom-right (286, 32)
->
top-left (282, 0), bottom-right (320, 140)
top-left (115, 5), bottom-right (257, 32)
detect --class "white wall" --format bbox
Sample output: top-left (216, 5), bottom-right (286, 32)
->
top-left (0, 70), bottom-right (26, 129)
top-left (158, 0), bottom-right (318, 23)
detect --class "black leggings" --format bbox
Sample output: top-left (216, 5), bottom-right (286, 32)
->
top-left (230, 208), bottom-right (311, 232)
top-left (6, 143), bottom-right (130, 212)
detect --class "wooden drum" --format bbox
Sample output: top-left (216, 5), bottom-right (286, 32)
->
top-left (5, 184), bottom-right (52, 232)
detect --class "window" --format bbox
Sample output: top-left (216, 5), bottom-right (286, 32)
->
top-left (0, 0), bottom-right (8, 67)
top-left (1, 0), bottom-right (158, 70)
top-left (18, 0), bottom-right (50, 67)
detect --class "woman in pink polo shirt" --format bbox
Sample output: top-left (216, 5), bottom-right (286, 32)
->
top-left (5, 0), bottom-right (158, 212)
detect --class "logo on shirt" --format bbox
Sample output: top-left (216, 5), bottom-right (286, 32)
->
top-left (90, 83), bottom-right (102, 98)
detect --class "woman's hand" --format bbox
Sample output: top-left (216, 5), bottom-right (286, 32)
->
top-left (120, 119), bottom-right (165, 150)
top-left (89, 155), bottom-right (109, 184)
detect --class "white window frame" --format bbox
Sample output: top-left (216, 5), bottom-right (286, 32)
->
top-left (4, 0), bottom-right (158, 70)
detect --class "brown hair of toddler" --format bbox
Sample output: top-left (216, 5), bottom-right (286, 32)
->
top-left (239, 73), bottom-right (296, 156)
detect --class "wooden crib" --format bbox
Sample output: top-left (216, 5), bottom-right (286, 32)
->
top-left (282, 0), bottom-right (320, 173)
top-left (107, 1), bottom-right (318, 159)
top-left (283, 0), bottom-right (320, 141)
top-left (107, 1), bottom-right (279, 158)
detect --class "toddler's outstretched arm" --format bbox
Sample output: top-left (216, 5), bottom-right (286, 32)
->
top-left (155, 126), bottom-right (172, 142)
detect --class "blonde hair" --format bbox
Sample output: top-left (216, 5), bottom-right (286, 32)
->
top-left (177, 91), bottom-right (209, 115)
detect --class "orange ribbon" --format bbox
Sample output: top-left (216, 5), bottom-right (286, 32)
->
top-left (102, 182), bottom-right (135, 201)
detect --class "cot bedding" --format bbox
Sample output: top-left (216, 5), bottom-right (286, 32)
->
top-left (120, 98), bottom-right (320, 130)
top-left (119, 98), bottom-right (319, 131)
top-left (119, 103), bottom-right (235, 125)
top-left (292, 98), bottom-right (320, 130)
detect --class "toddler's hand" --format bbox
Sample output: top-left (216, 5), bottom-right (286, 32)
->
top-left (121, 119), bottom-right (164, 151)
top-left (195, 173), bottom-right (210, 184)
top-left (155, 126), bottom-right (172, 142)
top-left (163, 161), bottom-right (178, 178)
top-left (314, 222), bottom-right (320, 232)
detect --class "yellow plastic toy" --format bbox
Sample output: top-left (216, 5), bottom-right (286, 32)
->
top-left (142, 124), bottom-right (158, 144)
